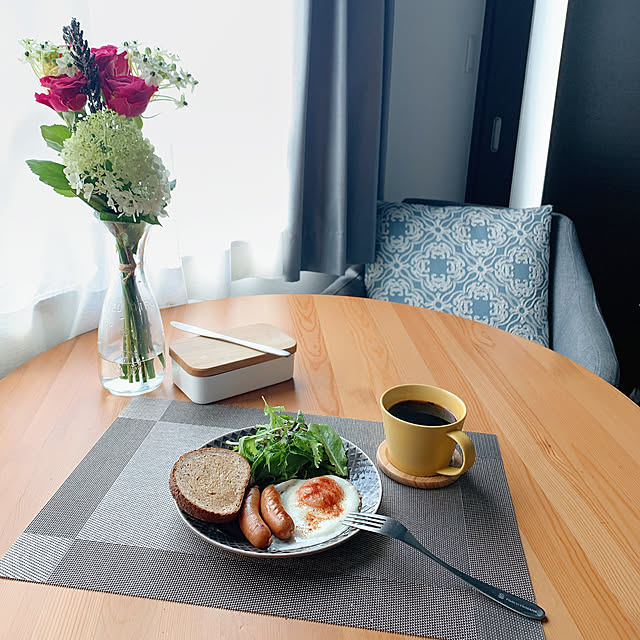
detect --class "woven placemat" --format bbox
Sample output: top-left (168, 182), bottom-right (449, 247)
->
top-left (0, 397), bottom-right (545, 640)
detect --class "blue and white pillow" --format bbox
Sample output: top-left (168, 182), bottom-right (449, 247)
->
top-left (365, 202), bottom-right (553, 346)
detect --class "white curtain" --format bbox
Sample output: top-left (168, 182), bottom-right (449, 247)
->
top-left (0, 1), bottom-right (324, 379)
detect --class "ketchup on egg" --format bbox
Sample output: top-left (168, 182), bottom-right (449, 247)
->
top-left (297, 476), bottom-right (345, 533)
top-left (298, 476), bottom-right (344, 530)
top-left (276, 475), bottom-right (360, 543)
top-left (297, 476), bottom-right (344, 508)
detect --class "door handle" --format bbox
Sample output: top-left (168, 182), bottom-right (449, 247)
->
top-left (490, 116), bottom-right (502, 152)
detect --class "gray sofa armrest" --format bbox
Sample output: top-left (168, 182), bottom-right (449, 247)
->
top-left (549, 213), bottom-right (620, 386)
top-left (321, 265), bottom-right (366, 297)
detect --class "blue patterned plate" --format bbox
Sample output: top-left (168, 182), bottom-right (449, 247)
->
top-left (176, 427), bottom-right (382, 558)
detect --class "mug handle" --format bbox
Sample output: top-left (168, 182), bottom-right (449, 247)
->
top-left (436, 430), bottom-right (477, 477)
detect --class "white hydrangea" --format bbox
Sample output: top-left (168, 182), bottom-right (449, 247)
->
top-left (61, 109), bottom-right (171, 222)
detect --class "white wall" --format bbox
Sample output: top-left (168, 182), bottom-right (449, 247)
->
top-left (384, 0), bottom-right (487, 202)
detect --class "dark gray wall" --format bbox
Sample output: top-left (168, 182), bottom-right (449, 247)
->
top-left (543, 0), bottom-right (640, 393)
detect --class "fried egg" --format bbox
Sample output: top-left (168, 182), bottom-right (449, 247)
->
top-left (270, 475), bottom-right (360, 550)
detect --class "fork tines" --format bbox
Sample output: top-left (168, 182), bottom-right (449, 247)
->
top-left (344, 511), bottom-right (385, 523)
top-left (343, 512), bottom-right (387, 531)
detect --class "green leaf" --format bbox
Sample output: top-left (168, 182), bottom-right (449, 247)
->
top-left (285, 453), bottom-right (310, 479)
top-left (263, 399), bottom-right (288, 427)
top-left (40, 124), bottom-right (72, 152)
top-left (85, 193), bottom-right (111, 213)
top-left (169, 179), bottom-right (176, 191)
top-left (237, 434), bottom-right (262, 464)
top-left (26, 159), bottom-right (73, 193)
top-left (233, 401), bottom-right (350, 485)
top-left (97, 211), bottom-right (126, 222)
top-left (250, 453), bottom-right (268, 484)
top-left (293, 432), bottom-right (323, 467)
top-left (53, 187), bottom-right (75, 197)
top-left (96, 210), bottom-right (162, 225)
top-left (308, 423), bottom-right (348, 477)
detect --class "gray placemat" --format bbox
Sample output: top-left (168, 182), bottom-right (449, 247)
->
top-left (0, 397), bottom-right (545, 640)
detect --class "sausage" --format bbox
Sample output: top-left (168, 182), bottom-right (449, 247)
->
top-left (260, 485), bottom-right (295, 540)
top-left (239, 486), bottom-right (272, 549)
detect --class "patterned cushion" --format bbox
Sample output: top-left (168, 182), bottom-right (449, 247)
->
top-left (364, 202), bottom-right (553, 346)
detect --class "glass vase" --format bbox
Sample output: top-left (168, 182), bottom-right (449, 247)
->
top-left (98, 221), bottom-right (166, 396)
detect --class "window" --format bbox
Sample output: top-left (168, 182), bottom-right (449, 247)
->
top-left (0, 1), bottom-right (301, 377)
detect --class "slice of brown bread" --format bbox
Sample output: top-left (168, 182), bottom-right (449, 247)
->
top-left (169, 447), bottom-right (251, 523)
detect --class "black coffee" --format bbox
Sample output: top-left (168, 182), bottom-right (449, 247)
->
top-left (388, 400), bottom-right (457, 426)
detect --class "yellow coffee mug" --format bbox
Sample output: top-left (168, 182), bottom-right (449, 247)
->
top-left (380, 384), bottom-right (476, 477)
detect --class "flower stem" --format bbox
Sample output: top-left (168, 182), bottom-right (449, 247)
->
top-left (115, 235), bottom-right (155, 383)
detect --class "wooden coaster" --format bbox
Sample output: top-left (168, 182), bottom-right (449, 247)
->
top-left (376, 440), bottom-right (463, 489)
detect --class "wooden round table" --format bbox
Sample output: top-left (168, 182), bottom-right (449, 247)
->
top-left (1, 294), bottom-right (638, 640)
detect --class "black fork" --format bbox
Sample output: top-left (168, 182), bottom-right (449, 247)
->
top-left (343, 512), bottom-right (546, 621)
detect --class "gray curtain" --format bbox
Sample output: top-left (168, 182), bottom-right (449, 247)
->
top-left (283, 0), bottom-right (395, 280)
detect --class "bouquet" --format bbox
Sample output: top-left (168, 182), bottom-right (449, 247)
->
top-left (21, 18), bottom-right (197, 394)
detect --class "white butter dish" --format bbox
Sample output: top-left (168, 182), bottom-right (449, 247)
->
top-left (170, 323), bottom-right (296, 404)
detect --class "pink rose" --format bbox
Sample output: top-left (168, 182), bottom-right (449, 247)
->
top-left (35, 73), bottom-right (87, 112)
top-left (101, 74), bottom-right (157, 117)
top-left (92, 45), bottom-right (130, 77)
top-left (91, 45), bottom-right (156, 117)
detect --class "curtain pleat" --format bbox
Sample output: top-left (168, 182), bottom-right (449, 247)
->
top-left (283, 0), bottom-right (395, 280)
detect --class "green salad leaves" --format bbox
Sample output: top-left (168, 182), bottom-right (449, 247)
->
top-left (231, 400), bottom-right (349, 486)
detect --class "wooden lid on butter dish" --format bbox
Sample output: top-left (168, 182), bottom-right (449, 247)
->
top-left (169, 323), bottom-right (297, 377)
